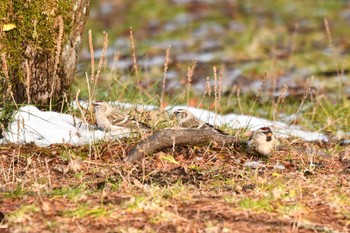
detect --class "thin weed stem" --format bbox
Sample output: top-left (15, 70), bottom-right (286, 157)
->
top-left (197, 76), bottom-right (211, 109)
top-left (290, 76), bottom-right (313, 125)
top-left (250, 72), bottom-right (267, 113)
top-left (160, 46), bottom-right (171, 111)
top-left (25, 59), bottom-right (31, 104)
top-left (1, 54), bottom-right (17, 108)
top-left (272, 84), bottom-right (288, 121)
top-left (218, 67), bottom-right (223, 111)
top-left (324, 18), bottom-right (333, 47)
top-left (75, 89), bottom-right (88, 124)
top-left (88, 29), bottom-right (95, 82)
top-left (130, 28), bottom-right (140, 85)
top-left (213, 66), bottom-right (219, 115)
top-left (186, 60), bottom-right (196, 105)
top-left (92, 31), bottom-right (108, 100)
top-left (85, 72), bottom-right (92, 114)
top-left (324, 18), bottom-right (343, 100)
top-left (129, 28), bottom-right (152, 99)
top-left (237, 87), bottom-right (243, 115)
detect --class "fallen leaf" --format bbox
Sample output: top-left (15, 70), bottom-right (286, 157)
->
top-left (160, 154), bottom-right (179, 165)
top-left (3, 23), bottom-right (16, 32)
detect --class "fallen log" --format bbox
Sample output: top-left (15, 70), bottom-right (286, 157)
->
top-left (126, 128), bottom-right (241, 162)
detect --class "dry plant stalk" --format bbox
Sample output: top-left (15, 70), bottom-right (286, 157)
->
top-left (128, 28), bottom-right (152, 99)
top-left (50, 15), bottom-right (64, 102)
top-left (197, 76), bottom-right (211, 110)
top-left (75, 89), bottom-right (88, 124)
top-left (218, 67), bottom-right (223, 107)
top-left (204, 76), bottom-right (211, 97)
top-left (213, 66), bottom-right (218, 113)
top-left (324, 18), bottom-right (333, 46)
top-left (290, 77), bottom-right (313, 125)
top-left (95, 31), bottom-right (108, 83)
top-left (272, 84), bottom-right (288, 121)
top-left (90, 31), bottom-right (108, 101)
top-left (324, 18), bottom-right (343, 98)
top-left (25, 59), bottom-right (31, 104)
top-left (1, 54), bottom-right (11, 93)
top-left (61, 92), bottom-right (68, 113)
top-left (88, 29), bottom-right (95, 82)
top-left (112, 51), bottom-right (120, 71)
top-left (85, 73), bottom-right (93, 112)
top-left (250, 73), bottom-right (267, 113)
top-left (256, 72), bottom-right (267, 101)
top-left (44, 158), bottom-right (52, 189)
top-left (1, 54), bottom-right (16, 105)
top-left (160, 46), bottom-right (171, 111)
top-left (186, 60), bottom-right (197, 104)
top-left (130, 28), bottom-right (140, 85)
top-left (237, 87), bottom-right (243, 114)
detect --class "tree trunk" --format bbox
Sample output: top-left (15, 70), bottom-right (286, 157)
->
top-left (0, 0), bottom-right (89, 108)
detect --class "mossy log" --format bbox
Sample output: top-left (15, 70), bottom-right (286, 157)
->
top-left (0, 0), bottom-right (89, 107)
top-left (126, 128), bottom-right (241, 163)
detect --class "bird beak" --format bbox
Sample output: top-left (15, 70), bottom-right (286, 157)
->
top-left (266, 132), bottom-right (272, 137)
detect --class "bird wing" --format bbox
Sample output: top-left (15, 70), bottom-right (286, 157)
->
top-left (107, 109), bottom-right (128, 126)
top-left (129, 118), bottom-right (152, 130)
top-left (107, 109), bottom-right (151, 130)
top-left (200, 123), bottom-right (228, 135)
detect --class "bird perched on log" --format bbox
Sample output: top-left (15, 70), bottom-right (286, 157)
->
top-left (247, 127), bottom-right (277, 158)
top-left (173, 109), bottom-right (227, 135)
top-left (93, 101), bottom-right (151, 132)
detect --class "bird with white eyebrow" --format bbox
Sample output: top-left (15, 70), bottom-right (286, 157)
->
top-left (173, 109), bottom-right (227, 134)
top-left (92, 101), bottom-right (151, 132)
top-left (247, 127), bottom-right (277, 158)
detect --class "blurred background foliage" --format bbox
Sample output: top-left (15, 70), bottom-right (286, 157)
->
top-left (73, 0), bottom-right (350, 132)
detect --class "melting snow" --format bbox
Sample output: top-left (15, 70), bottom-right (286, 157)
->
top-left (3, 105), bottom-right (130, 146)
top-left (2, 104), bottom-right (327, 146)
top-left (169, 105), bottom-right (327, 141)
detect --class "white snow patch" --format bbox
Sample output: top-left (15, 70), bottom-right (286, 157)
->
top-left (3, 105), bottom-right (130, 146)
top-left (168, 105), bottom-right (327, 141)
top-left (2, 104), bottom-right (327, 147)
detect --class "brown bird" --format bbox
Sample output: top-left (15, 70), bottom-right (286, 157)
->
top-left (247, 127), bottom-right (277, 158)
top-left (173, 109), bottom-right (226, 134)
top-left (93, 101), bottom-right (151, 132)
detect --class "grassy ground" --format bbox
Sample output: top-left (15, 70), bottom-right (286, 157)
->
top-left (1, 139), bottom-right (349, 232)
top-left (2, 0), bottom-right (350, 232)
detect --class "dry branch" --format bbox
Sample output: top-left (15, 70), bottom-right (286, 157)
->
top-left (126, 128), bottom-right (241, 162)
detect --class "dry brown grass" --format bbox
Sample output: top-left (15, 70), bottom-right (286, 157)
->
top-left (0, 139), bottom-right (349, 232)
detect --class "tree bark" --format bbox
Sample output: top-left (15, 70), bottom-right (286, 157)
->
top-left (0, 0), bottom-right (89, 107)
top-left (126, 128), bottom-right (241, 162)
